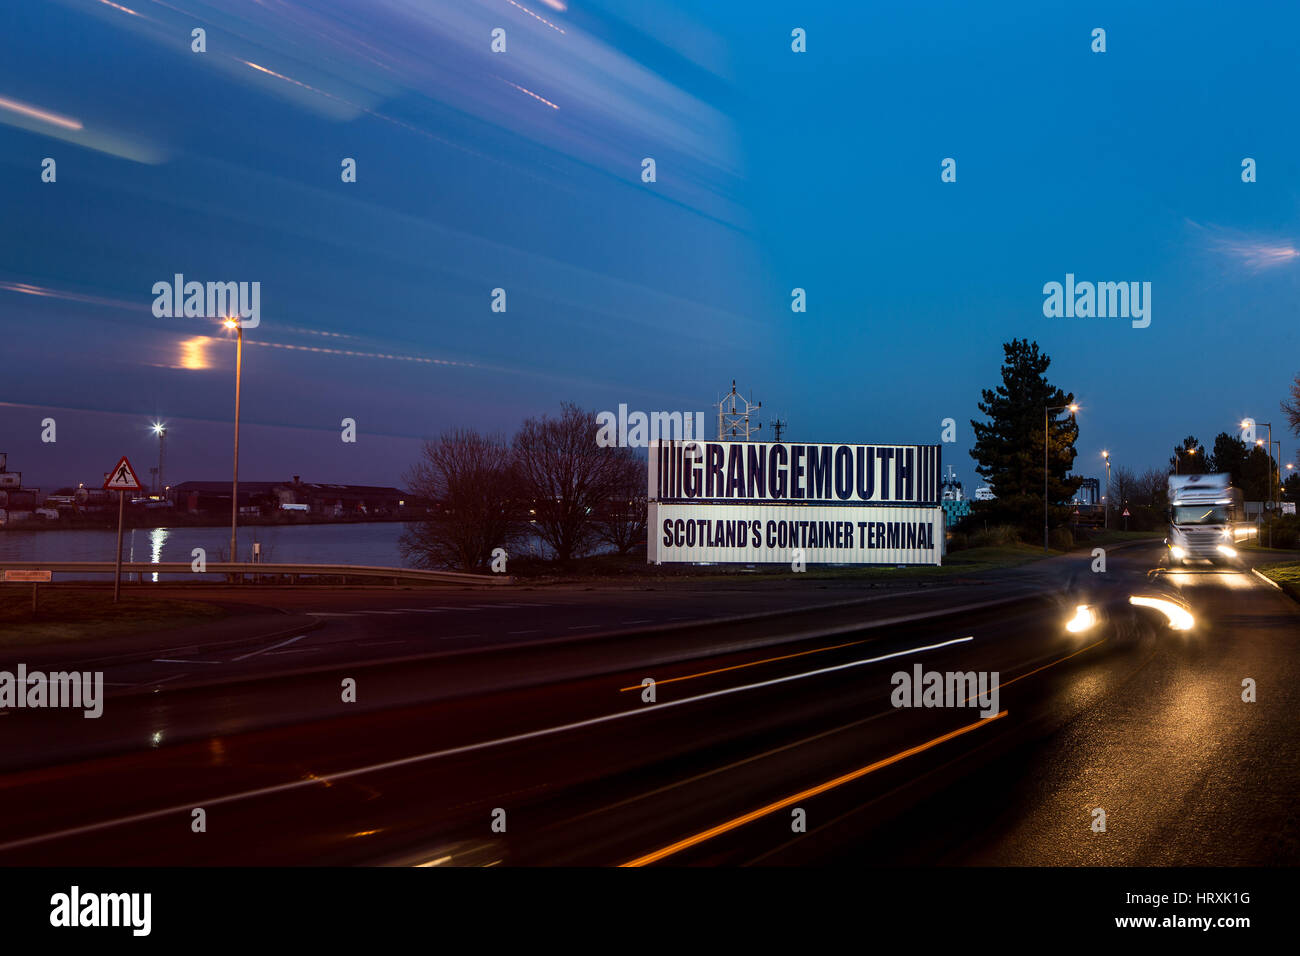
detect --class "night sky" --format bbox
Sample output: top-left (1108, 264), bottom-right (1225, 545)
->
top-left (2, 0), bottom-right (1298, 492)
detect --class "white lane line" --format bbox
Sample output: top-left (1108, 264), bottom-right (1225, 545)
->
top-left (306, 612), bottom-right (361, 617)
top-left (148, 674), bottom-right (189, 686)
top-left (365, 611), bottom-right (404, 616)
top-left (230, 634), bottom-right (307, 662)
top-left (265, 648), bottom-right (323, 656)
top-left (439, 634), bottom-right (479, 640)
top-left (0, 635), bottom-right (973, 854)
top-left (622, 619), bottom-right (652, 625)
top-left (391, 609), bottom-right (446, 613)
top-left (1250, 568), bottom-right (1283, 591)
top-left (508, 629), bottom-right (540, 635)
top-left (567, 624), bottom-right (599, 630)
top-left (152, 659), bottom-right (222, 665)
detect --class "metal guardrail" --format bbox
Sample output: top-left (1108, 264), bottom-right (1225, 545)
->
top-left (0, 561), bottom-right (511, 586)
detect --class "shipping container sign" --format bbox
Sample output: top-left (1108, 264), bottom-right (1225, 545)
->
top-left (649, 441), bottom-right (941, 506)
top-left (647, 502), bottom-right (945, 566)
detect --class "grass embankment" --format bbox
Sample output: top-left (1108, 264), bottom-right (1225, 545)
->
top-left (0, 588), bottom-right (228, 645)
top-left (1255, 562), bottom-right (1300, 602)
top-left (508, 541), bottom-right (1055, 586)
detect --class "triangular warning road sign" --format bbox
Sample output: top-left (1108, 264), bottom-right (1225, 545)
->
top-left (103, 456), bottom-right (143, 492)
top-left (1121, 508), bottom-right (1131, 516)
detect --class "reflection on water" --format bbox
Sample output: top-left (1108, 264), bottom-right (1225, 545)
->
top-left (150, 527), bottom-right (169, 582)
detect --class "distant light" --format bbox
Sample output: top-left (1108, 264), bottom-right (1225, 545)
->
top-left (1066, 604), bottom-right (1097, 633)
top-left (1130, 595), bottom-right (1195, 631)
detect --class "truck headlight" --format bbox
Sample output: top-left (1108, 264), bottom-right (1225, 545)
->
top-left (1170, 546), bottom-right (1186, 559)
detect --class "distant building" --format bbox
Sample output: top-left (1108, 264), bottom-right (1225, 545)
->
top-left (172, 477), bottom-right (407, 517)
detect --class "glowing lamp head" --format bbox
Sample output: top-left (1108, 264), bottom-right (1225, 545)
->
top-left (223, 316), bottom-right (239, 330)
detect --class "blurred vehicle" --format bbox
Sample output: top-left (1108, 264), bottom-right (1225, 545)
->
top-left (1166, 473), bottom-right (1247, 565)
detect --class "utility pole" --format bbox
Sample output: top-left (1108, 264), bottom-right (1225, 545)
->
top-left (771, 418), bottom-right (787, 442)
top-left (716, 380), bottom-right (762, 440)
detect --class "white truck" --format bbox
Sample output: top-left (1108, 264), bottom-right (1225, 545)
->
top-left (1166, 473), bottom-right (1247, 565)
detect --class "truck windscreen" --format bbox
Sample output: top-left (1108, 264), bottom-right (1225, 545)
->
top-left (1172, 505), bottom-right (1230, 525)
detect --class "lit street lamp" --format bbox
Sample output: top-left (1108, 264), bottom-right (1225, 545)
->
top-left (224, 317), bottom-right (244, 566)
top-left (1102, 450), bottom-right (1111, 530)
top-left (1044, 402), bottom-right (1079, 553)
top-left (151, 422), bottom-right (166, 498)
top-left (1244, 420), bottom-right (1276, 548)
top-left (1174, 445), bottom-right (1197, 475)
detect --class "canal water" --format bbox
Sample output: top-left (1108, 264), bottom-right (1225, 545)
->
top-left (0, 523), bottom-right (412, 579)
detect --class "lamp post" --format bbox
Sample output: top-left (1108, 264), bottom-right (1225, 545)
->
top-left (1044, 402), bottom-right (1079, 553)
top-left (1102, 450), bottom-right (1111, 530)
top-left (224, 317), bottom-right (244, 567)
top-left (1174, 445), bottom-right (1197, 475)
top-left (151, 422), bottom-right (166, 499)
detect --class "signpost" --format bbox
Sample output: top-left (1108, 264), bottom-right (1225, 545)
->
top-left (103, 456), bottom-right (143, 602)
top-left (1122, 507), bottom-right (1130, 532)
top-left (5, 569), bottom-right (51, 613)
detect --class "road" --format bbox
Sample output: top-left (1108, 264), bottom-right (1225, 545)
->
top-left (0, 542), bottom-right (1295, 866)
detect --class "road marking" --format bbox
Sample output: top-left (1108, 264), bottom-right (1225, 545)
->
top-left (230, 634), bottom-right (307, 662)
top-left (391, 608), bottom-right (446, 613)
top-left (619, 711), bottom-right (1008, 867)
top-left (508, 629), bottom-right (540, 635)
top-left (567, 624), bottom-right (599, 630)
top-left (306, 612), bottom-right (360, 618)
top-left (1250, 568), bottom-right (1283, 591)
top-left (0, 634), bottom-right (970, 854)
top-left (622, 619), bottom-right (652, 625)
top-left (364, 611), bottom-right (404, 616)
top-left (152, 658), bottom-right (222, 665)
top-left (148, 674), bottom-right (189, 686)
top-left (619, 638), bottom-right (872, 692)
top-left (364, 640), bottom-right (409, 647)
top-left (439, 634), bottom-right (480, 640)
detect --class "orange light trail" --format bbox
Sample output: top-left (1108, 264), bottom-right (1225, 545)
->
top-left (620, 712), bottom-right (1007, 866)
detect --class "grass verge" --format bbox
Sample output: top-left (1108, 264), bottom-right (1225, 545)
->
top-left (0, 588), bottom-right (228, 645)
top-left (1255, 561), bottom-right (1300, 602)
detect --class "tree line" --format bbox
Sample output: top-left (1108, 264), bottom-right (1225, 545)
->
top-left (398, 403), bottom-right (647, 572)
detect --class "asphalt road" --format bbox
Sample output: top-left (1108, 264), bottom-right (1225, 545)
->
top-left (0, 542), bottom-right (1295, 866)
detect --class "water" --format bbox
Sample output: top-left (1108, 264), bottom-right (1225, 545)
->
top-left (0, 523), bottom-right (411, 580)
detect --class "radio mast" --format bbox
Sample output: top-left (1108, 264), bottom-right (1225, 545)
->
top-left (716, 380), bottom-right (761, 440)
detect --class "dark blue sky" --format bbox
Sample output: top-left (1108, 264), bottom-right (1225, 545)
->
top-left (2, 0), bottom-right (1298, 492)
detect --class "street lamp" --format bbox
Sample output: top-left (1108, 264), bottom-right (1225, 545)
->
top-left (1174, 445), bottom-right (1197, 475)
top-left (1045, 402), bottom-right (1079, 553)
top-left (1245, 419), bottom-right (1276, 547)
top-left (224, 317), bottom-right (244, 566)
top-left (1102, 450), bottom-right (1111, 530)
top-left (151, 422), bottom-right (166, 499)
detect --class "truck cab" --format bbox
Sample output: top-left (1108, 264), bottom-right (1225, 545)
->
top-left (1166, 473), bottom-right (1247, 565)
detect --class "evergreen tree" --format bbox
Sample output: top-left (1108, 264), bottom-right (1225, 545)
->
top-left (969, 340), bottom-right (1081, 533)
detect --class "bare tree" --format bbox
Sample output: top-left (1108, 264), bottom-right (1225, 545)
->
top-left (1137, 468), bottom-right (1169, 508)
top-left (1282, 372), bottom-right (1300, 437)
top-left (513, 403), bottom-right (633, 563)
top-left (593, 455), bottom-right (648, 556)
top-left (1110, 465), bottom-right (1138, 511)
top-left (399, 429), bottom-right (523, 572)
